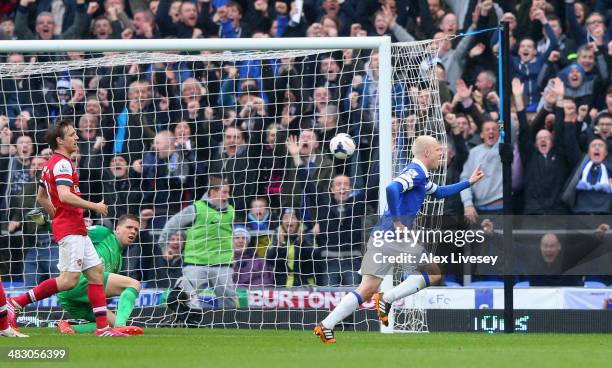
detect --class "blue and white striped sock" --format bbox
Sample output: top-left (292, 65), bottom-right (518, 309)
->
top-left (321, 290), bottom-right (363, 330)
top-left (384, 272), bottom-right (429, 304)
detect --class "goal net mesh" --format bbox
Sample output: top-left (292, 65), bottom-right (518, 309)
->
top-left (389, 40), bottom-right (446, 333)
top-left (0, 39), bottom-right (444, 331)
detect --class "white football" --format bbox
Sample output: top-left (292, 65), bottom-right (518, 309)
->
top-left (330, 133), bottom-right (356, 160)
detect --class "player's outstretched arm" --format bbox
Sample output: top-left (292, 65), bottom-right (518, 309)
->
top-left (56, 185), bottom-right (108, 216)
top-left (36, 186), bottom-right (56, 218)
top-left (467, 165), bottom-right (485, 186)
top-left (430, 165), bottom-right (485, 199)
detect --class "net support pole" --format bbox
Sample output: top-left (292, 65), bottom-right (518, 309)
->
top-left (377, 36), bottom-right (394, 334)
top-left (499, 21), bottom-right (514, 333)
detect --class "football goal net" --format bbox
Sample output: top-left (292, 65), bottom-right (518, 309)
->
top-left (0, 36), bottom-right (444, 333)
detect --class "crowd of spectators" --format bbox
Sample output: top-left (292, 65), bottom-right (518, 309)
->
top-left (0, 0), bottom-right (610, 291)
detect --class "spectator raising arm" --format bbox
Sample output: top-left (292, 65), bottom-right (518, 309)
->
top-left (565, 0), bottom-right (587, 46)
top-left (156, 0), bottom-right (177, 37)
top-left (381, 4), bottom-right (415, 43)
top-left (14, 0), bottom-right (37, 40)
top-left (197, 0), bottom-right (219, 36)
top-left (535, 9), bottom-right (559, 61)
top-left (15, 0), bottom-right (89, 40)
top-left (514, 78), bottom-right (535, 168)
top-left (416, 0), bottom-right (436, 39)
top-left (156, 0), bottom-right (198, 38)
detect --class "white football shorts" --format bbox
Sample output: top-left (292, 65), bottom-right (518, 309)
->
top-left (57, 235), bottom-right (101, 273)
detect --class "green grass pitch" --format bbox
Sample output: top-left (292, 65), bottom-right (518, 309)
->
top-left (0, 328), bottom-right (610, 368)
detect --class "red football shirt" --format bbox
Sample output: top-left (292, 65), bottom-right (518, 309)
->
top-left (40, 152), bottom-right (87, 242)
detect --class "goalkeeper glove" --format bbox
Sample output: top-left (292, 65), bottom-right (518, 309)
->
top-left (26, 208), bottom-right (51, 231)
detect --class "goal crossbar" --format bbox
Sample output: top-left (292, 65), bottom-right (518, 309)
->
top-left (0, 37), bottom-right (390, 52)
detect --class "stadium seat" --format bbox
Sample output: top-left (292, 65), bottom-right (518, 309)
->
top-left (444, 274), bottom-right (459, 282)
top-left (467, 281), bottom-right (504, 288)
top-left (514, 281), bottom-right (530, 288)
top-left (585, 276), bottom-right (605, 283)
top-left (2, 281), bottom-right (24, 289)
top-left (583, 281), bottom-right (606, 288)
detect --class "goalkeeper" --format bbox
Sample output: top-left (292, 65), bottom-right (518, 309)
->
top-left (30, 211), bottom-right (144, 335)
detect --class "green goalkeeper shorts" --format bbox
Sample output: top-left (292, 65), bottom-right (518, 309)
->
top-left (57, 272), bottom-right (110, 322)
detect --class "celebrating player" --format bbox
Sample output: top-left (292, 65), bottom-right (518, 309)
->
top-left (7, 120), bottom-right (128, 337)
top-left (314, 135), bottom-right (485, 343)
top-left (51, 214), bottom-right (144, 335)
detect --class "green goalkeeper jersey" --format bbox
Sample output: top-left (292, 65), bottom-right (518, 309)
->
top-left (86, 225), bottom-right (123, 273)
top-left (43, 218), bottom-right (123, 273)
top-left (56, 225), bottom-right (122, 304)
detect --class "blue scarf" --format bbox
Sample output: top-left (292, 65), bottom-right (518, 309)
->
top-left (576, 160), bottom-right (611, 193)
top-left (113, 107), bottom-right (128, 154)
top-left (247, 212), bottom-right (270, 231)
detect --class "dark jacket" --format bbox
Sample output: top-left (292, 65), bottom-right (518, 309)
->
top-left (266, 229), bottom-right (315, 287)
top-left (102, 168), bottom-right (143, 221)
top-left (15, 3), bottom-right (88, 40)
top-left (561, 122), bottom-right (612, 214)
top-left (142, 150), bottom-right (202, 216)
top-left (519, 108), bottom-right (578, 214)
top-left (111, 109), bottom-right (156, 162)
top-left (208, 147), bottom-right (258, 223)
top-left (9, 178), bottom-right (52, 244)
top-left (296, 165), bottom-right (376, 258)
top-left (275, 129), bottom-right (335, 211)
top-left (521, 230), bottom-right (608, 286)
top-left (511, 23), bottom-right (558, 108)
top-left (155, 0), bottom-right (195, 38)
top-left (443, 132), bottom-right (469, 216)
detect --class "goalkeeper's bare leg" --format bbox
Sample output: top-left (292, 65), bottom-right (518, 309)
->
top-left (314, 264), bottom-right (441, 343)
top-left (58, 274), bottom-right (143, 335)
top-left (105, 274), bottom-right (143, 335)
top-left (104, 274), bottom-right (141, 328)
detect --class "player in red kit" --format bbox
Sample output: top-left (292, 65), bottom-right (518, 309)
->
top-left (0, 279), bottom-right (27, 337)
top-left (7, 120), bottom-right (128, 337)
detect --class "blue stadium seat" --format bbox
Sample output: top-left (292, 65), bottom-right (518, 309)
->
top-left (467, 281), bottom-right (504, 287)
top-left (514, 281), bottom-right (530, 288)
top-left (3, 281), bottom-right (23, 289)
top-left (444, 281), bottom-right (461, 287)
top-left (584, 281), bottom-right (606, 288)
top-left (444, 274), bottom-right (459, 283)
top-left (585, 276), bottom-right (605, 283)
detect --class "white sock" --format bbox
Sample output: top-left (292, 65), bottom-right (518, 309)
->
top-left (383, 273), bottom-right (428, 303)
top-left (321, 291), bottom-right (362, 330)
